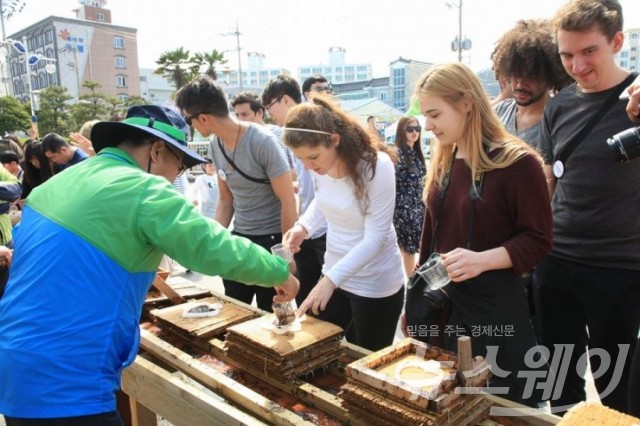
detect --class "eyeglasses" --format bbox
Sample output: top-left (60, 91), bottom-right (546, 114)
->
top-left (264, 96), bottom-right (283, 112)
top-left (311, 85), bottom-right (331, 93)
top-left (184, 111), bottom-right (207, 126)
top-left (164, 143), bottom-right (188, 176)
top-left (406, 125), bottom-right (422, 133)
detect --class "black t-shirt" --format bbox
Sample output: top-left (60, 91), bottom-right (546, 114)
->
top-left (539, 75), bottom-right (640, 269)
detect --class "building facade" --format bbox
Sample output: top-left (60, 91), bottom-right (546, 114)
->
top-left (4, 3), bottom-right (140, 105)
top-left (139, 68), bottom-right (175, 106)
top-left (389, 58), bottom-right (433, 112)
top-left (225, 51), bottom-right (290, 89)
top-left (298, 47), bottom-right (372, 85)
top-left (615, 28), bottom-right (639, 72)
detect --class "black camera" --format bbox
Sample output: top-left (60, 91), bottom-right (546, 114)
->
top-left (607, 126), bottom-right (640, 163)
top-left (422, 282), bottom-right (452, 309)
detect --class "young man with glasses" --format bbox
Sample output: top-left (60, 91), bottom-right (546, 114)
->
top-left (176, 77), bottom-right (297, 312)
top-left (302, 75), bottom-right (332, 101)
top-left (0, 105), bottom-right (299, 425)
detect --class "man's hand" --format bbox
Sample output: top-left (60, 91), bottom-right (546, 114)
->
top-left (273, 273), bottom-right (299, 303)
top-left (69, 132), bottom-right (96, 156)
top-left (624, 75), bottom-right (640, 123)
top-left (0, 246), bottom-right (13, 268)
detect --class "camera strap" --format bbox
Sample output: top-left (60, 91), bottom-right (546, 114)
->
top-left (429, 146), bottom-right (486, 254)
top-left (216, 136), bottom-right (271, 185)
top-left (552, 73), bottom-right (637, 179)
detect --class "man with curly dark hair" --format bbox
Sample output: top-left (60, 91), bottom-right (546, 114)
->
top-left (492, 19), bottom-right (573, 150)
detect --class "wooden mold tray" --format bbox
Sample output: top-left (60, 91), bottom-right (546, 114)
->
top-left (150, 296), bottom-right (258, 340)
top-left (225, 315), bottom-right (344, 381)
top-left (225, 315), bottom-right (344, 359)
top-left (341, 381), bottom-right (491, 426)
top-left (345, 337), bottom-right (466, 412)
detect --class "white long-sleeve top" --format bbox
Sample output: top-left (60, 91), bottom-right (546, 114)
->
top-left (297, 152), bottom-right (404, 298)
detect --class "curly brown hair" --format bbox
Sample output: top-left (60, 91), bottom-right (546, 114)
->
top-left (283, 95), bottom-right (395, 209)
top-left (492, 19), bottom-right (573, 92)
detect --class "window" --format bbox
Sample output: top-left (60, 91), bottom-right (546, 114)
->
top-left (45, 30), bottom-right (53, 44)
top-left (115, 56), bottom-right (126, 68)
top-left (393, 68), bottom-right (406, 86)
top-left (113, 36), bottom-right (124, 49)
top-left (139, 76), bottom-right (147, 82)
top-left (118, 94), bottom-right (128, 103)
top-left (116, 75), bottom-right (127, 87)
top-left (97, 13), bottom-right (105, 21)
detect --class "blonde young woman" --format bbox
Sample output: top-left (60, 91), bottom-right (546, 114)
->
top-left (283, 96), bottom-right (404, 351)
top-left (402, 62), bottom-right (552, 406)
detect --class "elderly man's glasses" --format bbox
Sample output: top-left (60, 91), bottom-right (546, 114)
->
top-left (165, 143), bottom-right (188, 176)
top-left (264, 96), bottom-right (283, 112)
top-left (406, 125), bottom-right (422, 133)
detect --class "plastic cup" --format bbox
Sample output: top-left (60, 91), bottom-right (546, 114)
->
top-left (415, 253), bottom-right (451, 291)
top-left (271, 243), bottom-right (293, 263)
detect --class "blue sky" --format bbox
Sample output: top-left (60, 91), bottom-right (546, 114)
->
top-left (5, 0), bottom-right (640, 77)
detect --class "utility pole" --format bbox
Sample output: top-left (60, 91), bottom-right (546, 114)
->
top-left (222, 22), bottom-right (243, 91)
top-left (457, 0), bottom-right (462, 63)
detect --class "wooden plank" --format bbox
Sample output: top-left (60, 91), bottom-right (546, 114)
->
top-left (150, 296), bottom-right (257, 339)
top-left (483, 394), bottom-right (561, 425)
top-left (129, 398), bottom-right (157, 426)
top-left (139, 329), bottom-right (314, 426)
top-left (122, 356), bottom-right (265, 426)
top-left (208, 337), bottom-right (352, 422)
top-left (225, 315), bottom-right (343, 357)
top-left (151, 275), bottom-right (186, 305)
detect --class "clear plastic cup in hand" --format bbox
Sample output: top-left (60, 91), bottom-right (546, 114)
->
top-left (272, 299), bottom-right (297, 327)
top-left (415, 253), bottom-right (451, 290)
top-left (271, 243), bottom-right (293, 263)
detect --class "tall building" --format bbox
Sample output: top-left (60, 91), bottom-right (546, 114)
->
top-left (616, 28), bottom-right (639, 72)
top-left (298, 47), bottom-right (372, 85)
top-left (225, 51), bottom-right (289, 92)
top-left (2, 1), bottom-right (139, 104)
top-left (139, 68), bottom-right (175, 105)
top-left (389, 58), bottom-right (433, 112)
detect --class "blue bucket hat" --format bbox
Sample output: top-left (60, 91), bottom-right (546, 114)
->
top-left (91, 105), bottom-right (207, 168)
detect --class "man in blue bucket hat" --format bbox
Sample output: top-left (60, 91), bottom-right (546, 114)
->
top-left (0, 105), bottom-right (299, 425)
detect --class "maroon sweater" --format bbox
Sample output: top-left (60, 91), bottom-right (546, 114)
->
top-left (419, 153), bottom-right (552, 274)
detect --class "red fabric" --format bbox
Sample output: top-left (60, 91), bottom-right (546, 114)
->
top-left (419, 152), bottom-right (552, 275)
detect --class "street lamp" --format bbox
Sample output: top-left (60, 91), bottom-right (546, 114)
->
top-left (0, 36), bottom-right (56, 137)
top-left (0, 0), bottom-right (26, 95)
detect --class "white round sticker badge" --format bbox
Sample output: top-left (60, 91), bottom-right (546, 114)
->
top-left (553, 160), bottom-right (564, 178)
top-left (217, 169), bottom-right (227, 181)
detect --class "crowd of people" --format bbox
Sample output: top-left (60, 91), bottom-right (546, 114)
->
top-left (0, 0), bottom-right (639, 424)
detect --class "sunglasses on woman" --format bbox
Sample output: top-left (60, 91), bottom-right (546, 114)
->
top-left (406, 125), bottom-right (421, 133)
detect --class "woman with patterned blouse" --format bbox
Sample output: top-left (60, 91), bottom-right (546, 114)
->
top-left (393, 116), bottom-right (427, 277)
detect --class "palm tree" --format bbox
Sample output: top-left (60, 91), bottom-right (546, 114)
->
top-left (154, 47), bottom-right (198, 90)
top-left (193, 50), bottom-right (228, 80)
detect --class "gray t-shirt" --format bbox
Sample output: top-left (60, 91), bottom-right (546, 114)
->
top-left (494, 98), bottom-right (542, 150)
top-left (539, 78), bottom-right (640, 270)
top-left (209, 124), bottom-right (290, 235)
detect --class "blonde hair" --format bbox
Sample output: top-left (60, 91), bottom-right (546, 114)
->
top-left (79, 119), bottom-right (100, 141)
top-left (414, 63), bottom-right (541, 197)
